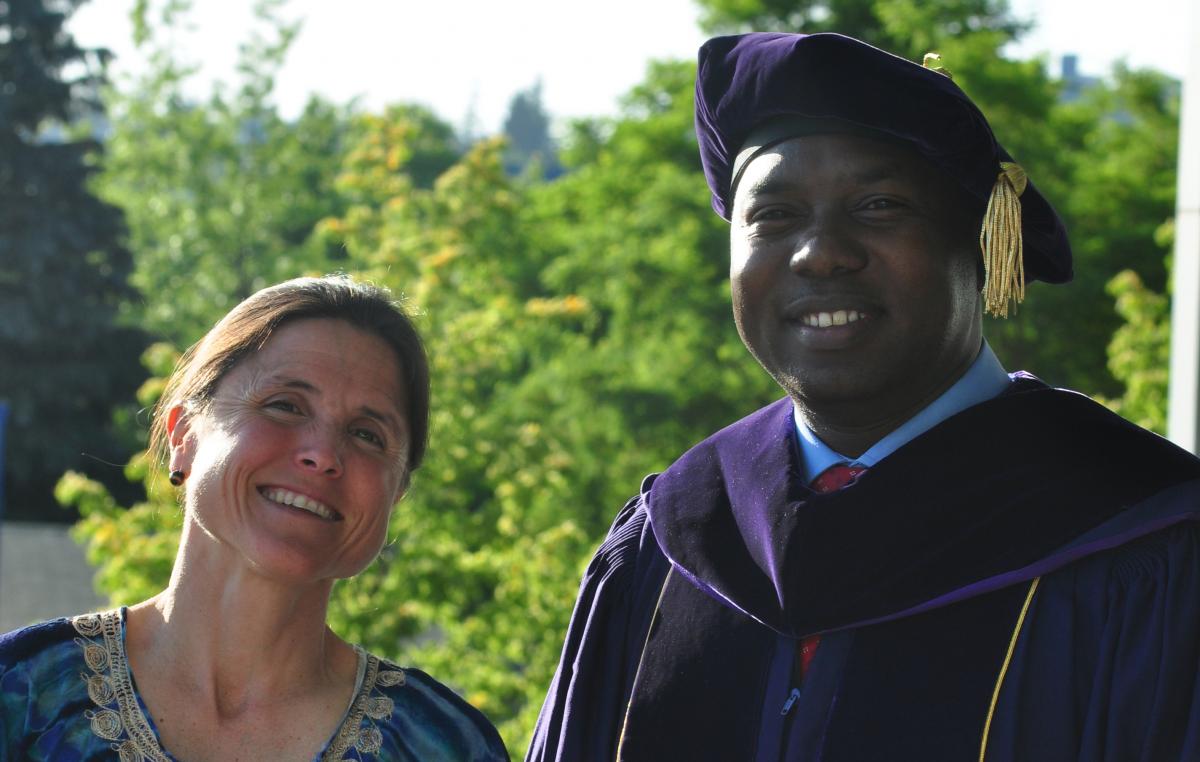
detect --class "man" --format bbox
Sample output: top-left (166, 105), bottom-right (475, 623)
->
top-left (528, 33), bottom-right (1200, 762)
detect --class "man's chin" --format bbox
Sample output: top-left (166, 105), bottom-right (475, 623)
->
top-left (777, 369), bottom-right (904, 426)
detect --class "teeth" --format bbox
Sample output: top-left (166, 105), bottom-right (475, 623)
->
top-left (262, 488), bottom-right (336, 520)
top-left (802, 310), bottom-right (864, 328)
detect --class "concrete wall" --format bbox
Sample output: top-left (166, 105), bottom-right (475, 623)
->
top-left (0, 522), bottom-right (106, 632)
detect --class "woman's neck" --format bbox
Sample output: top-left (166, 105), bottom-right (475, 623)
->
top-left (126, 519), bottom-right (355, 719)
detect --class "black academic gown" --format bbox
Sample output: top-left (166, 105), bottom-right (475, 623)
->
top-left (527, 378), bottom-right (1200, 762)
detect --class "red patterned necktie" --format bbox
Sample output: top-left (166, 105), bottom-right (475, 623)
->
top-left (798, 463), bottom-right (867, 678)
top-left (809, 463), bottom-right (866, 493)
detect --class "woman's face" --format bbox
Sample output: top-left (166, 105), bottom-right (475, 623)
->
top-left (170, 318), bottom-right (411, 583)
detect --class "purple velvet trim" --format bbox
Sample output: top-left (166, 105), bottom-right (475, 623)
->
top-left (647, 381), bottom-right (1200, 637)
top-left (646, 398), bottom-right (802, 627)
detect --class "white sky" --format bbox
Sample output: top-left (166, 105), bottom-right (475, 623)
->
top-left (67, 0), bottom-right (1192, 134)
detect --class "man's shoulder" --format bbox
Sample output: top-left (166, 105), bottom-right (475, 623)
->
top-left (1003, 378), bottom-right (1193, 457)
top-left (592, 486), bottom-right (668, 588)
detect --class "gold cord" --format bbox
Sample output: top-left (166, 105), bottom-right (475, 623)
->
top-left (978, 576), bottom-right (1041, 762)
top-left (980, 162), bottom-right (1028, 318)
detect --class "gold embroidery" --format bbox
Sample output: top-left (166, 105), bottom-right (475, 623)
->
top-left (358, 725), bottom-right (384, 755)
top-left (75, 639), bottom-right (109, 672)
top-left (321, 652), bottom-right (406, 760)
top-left (71, 610), bottom-right (404, 760)
top-left (73, 612), bottom-right (104, 637)
top-left (72, 610), bottom-right (172, 762)
top-left (115, 739), bottom-right (142, 762)
top-left (85, 673), bottom-right (116, 705)
top-left (85, 708), bottom-right (123, 740)
top-left (364, 695), bottom-right (394, 720)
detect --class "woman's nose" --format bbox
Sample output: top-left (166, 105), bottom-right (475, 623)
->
top-left (296, 428), bottom-right (343, 477)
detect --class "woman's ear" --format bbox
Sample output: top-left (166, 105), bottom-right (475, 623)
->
top-left (167, 404), bottom-right (196, 475)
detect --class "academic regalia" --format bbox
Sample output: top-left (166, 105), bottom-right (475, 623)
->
top-left (527, 378), bottom-right (1200, 761)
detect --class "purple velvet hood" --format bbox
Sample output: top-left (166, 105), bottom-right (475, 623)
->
top-left (644, 381), bottom-right (1200, 638)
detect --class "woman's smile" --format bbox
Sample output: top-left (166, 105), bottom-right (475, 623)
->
top-left (258, 485), bottom-right (341, 521)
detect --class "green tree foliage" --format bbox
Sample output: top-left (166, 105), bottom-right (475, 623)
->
top-left (57, 344), bottom-right (183, 599)
top-left (0, 0), bottom-right (147, 519)
top-left (1101, 268), bottom-right (1169, 433)
top-left (989, 66), bottom-right (1179, 400)
top-left (94, 0), bottom-right (352, 344)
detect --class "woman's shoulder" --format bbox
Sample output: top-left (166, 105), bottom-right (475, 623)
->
top-left (1, 614), bottom-right (105, 759)
top-left (326, 651), bottom-right (509, 761)
top-left (0, 616), bottom-right (85, 674)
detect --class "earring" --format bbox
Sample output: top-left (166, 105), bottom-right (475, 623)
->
top-left (169, 470), bottom-right (186, 486)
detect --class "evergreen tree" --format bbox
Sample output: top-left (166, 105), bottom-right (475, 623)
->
top-left (502, 81), bottom-right (560, 178)
top-left (0, 0), bottom-right (146, 519)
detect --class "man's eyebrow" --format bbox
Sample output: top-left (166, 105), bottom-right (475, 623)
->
top-left (848, 163), bottom-right (906, 184)
top-left (745, 163), bottom-right (907, 197)
top-left (742, 176), bottom-right (801, 198)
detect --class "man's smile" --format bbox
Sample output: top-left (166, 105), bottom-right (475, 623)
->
top-left (798, 309), bottom-right (867, 328)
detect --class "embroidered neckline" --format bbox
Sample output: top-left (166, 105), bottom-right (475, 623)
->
top-left (71, 609), bottom-right (407, 761)
top-left (73, 610), bottom-right (172, 761)
top-left (321, 648), bottom-right (407, 760)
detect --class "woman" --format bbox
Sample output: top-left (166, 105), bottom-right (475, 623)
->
top-left (0, 276), bottom-right (509, 761)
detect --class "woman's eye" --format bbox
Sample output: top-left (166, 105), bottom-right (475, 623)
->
top-left (265, 399), bottom-right (302, 414)
top-left (352, 428), bottom-right (385, 448)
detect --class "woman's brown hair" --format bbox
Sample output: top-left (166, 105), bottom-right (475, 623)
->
top-left (149, 275), bottom-right (430, 482)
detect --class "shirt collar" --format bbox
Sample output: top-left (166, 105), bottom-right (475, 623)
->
top-left (793, 341), bottom-right (1012, 482)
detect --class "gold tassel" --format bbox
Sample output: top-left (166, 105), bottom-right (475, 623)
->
top-left (922, 52), bottom-right (953, 79)
top-left (980, 162), bottom-right (1027, 318)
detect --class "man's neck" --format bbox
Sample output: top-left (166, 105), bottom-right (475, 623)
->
top-left (794, 342), bottom-right (1011, 473)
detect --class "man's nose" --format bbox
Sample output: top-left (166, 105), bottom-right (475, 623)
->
top-left (789, 216), bottom-right (868, 277)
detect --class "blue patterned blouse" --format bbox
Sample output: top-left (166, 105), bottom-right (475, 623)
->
top-left (0, 609), bottom-right (509, 761)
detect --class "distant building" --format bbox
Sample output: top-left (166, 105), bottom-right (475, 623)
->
top-left (1059, 54), bottom-right (1102, 103)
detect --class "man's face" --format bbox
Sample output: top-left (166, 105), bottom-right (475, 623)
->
top-left (729, 133), bottom-right (983, 423)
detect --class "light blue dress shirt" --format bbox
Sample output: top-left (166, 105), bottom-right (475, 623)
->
top-left (794, 341), bottom-right (1012, 483)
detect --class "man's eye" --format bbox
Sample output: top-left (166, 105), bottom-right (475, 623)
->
top-left (861, 197), bottom-right (902, 211)
top-left (265, 400), bottom-right (302, 414)
top-left (751, 207), bottom-right (792, 222)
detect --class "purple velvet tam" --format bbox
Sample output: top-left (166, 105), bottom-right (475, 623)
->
top-left (695, 32), bottom-right (1073, 284)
